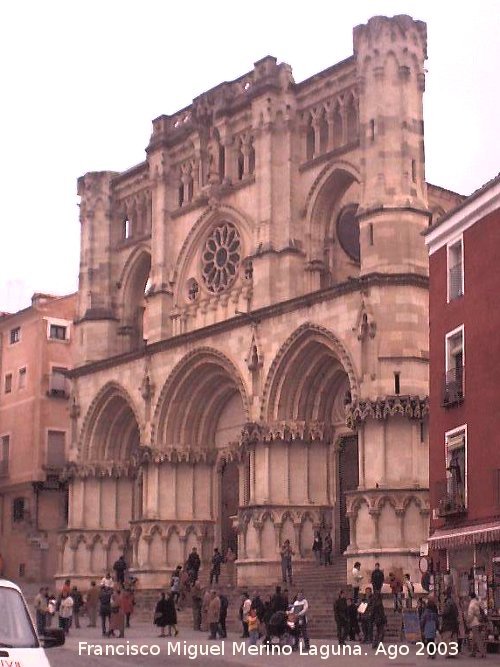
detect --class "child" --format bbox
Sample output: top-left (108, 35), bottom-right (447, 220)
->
top-left (247, 607), bottom-right (260, 646)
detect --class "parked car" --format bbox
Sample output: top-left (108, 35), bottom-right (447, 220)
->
top-left (0, 578), bottom-right (64, 665)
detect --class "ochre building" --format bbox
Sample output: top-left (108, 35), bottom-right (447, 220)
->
top-left (61, 15), bottom-right (462, 587)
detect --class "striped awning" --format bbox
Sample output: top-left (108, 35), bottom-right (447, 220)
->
top-left (428, 521), bottom-right (500, 549)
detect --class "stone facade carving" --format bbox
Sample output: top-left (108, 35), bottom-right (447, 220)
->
top-left (60, 16), bottom-right (464, 587)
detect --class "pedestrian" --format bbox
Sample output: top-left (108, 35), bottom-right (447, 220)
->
top-left (358, 588), bottom-right (373, 643)
top-left (101, 572), bottom-right (114, 589)
top-left (351, 561), bottom-right (363, 603)
top-left (368, 591), bottom-right (386, 649)
top-left (207, 590), bottom-right (221, 639)
top-left (186, 547), bottom-right (201, 583)
top-left (191, 579), bottom-right (203, 630)
top-left (334, 590), bottom-right (349, 645)
top-left (154, 592), bottom-right (169, 638)
top-left (440, 587), bottom-right (459, 656)
top-left (323, 532), bottom-right (333, 566)
top-left (251, 590), bottom-right (265, 624)
top-left (85, 581), bottom-right (99, 627)
top-left (467, 592), bottom-right (486, 658)
top-left (240, 592), bottom-right (251, 637)
top-left (34, 587), bottom-right (47, 635)
top-left (99, 584), bottom-right (112, 636)
top-left (201, 587), bottom-right (211, 632)
top-left (290, 590), bottom-right (310, 652)
top-left (225, 546), bottom-right (236, 586)
top-left (271, 585), bottom-right (288, 613)
top-left (312, 531), bottom-right (323, 565)
top-left (347, 597), bottom-right (360, 641)
top-left (389, 573), bottom-right (403, 612)
top-left (113, 555), bottom-right (127, 585)
top-left (71, 586), bottom-right (83, 629)
top-left (247, 607), bottom-right (260, 646)
top-left (58, 590), bottom-right (74, 635)
top-left (170, 566), bottom-right (181, 607)
top-left (209, 548), bottom-right (224, 585)
top-left (421, 570), bottom-right (431, 594)
top-left (179, 567), bottom-right (190, 610)
top-left (121, 586), bottom-right (135, 628)
top-left (164, 592), bottom-right (179, 637)
top-left (403, 573), bottom-right (414, 610)
top-left (47, 593), bottom-right (57, 628)
top-left (61, 579), bottom-right (71, 597)
top-left (371, 562), bottom-right (385, 593)
top-left (280, 539), bottom-right (294, 585)
top-left (420, 596), bottom-right (439, 657)
top-left (219, 592), bottom-right (229, 638)
top-left (108, 588), bottom-right (125, 638)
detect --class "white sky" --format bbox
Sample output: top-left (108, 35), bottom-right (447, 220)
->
top-left (0, 0), bottom-right (498, 313)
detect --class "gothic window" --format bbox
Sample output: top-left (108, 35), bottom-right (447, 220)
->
top-left (237, 147), bottom-right (244, 181)
top-left (187, 278), bottom-right (199, 302)
top-left (319, 110), bottom-right (329, 153)
top-left (336, 204), bottom-right (360, 262)
top-left (332, 105), bottom-right (343, 148)
top-left (248, 139), bottom-right (255, 175)
top-left (178, 183), bottom-right (184, 207)
top-left (123, 217), bottom-right (132, 240)
top-left (346, 96), bottom-right (358, 143)
top-left (306, 115), bottom-right (315, 160)
top-left (201, 222), bottom-right (241, 293)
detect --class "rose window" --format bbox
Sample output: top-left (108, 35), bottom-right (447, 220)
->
top-left (202, 223), bottom-right (241, 293)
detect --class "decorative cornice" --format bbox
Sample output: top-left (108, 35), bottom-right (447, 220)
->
top-left (135, 446), bottom-right (218, 465)
top-left (61, 461), bottom-right (138, 480)
top-left (241, 420), bottom-right (332, 445)
top-left (345, 394), bottom-right (428, 429)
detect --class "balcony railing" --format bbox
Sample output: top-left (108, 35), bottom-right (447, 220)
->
top-left (47, 373), bottom-right (69, 399)
top-left (442, 365), bottom-right (464, 407)
top-left (437, 491), bottom-right (467, 517)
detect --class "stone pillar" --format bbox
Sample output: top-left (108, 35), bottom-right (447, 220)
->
top-left (370, 509), bottom-right (381, 548)
top-left (263, 443), bottom-right (270, 503)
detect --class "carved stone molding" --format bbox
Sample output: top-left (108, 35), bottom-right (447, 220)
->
top-left (241, 420), bottom-right (333, 445)
top-left (345, 395), bottom-right (428, 429)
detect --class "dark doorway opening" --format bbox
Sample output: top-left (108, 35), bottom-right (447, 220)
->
top-left (338, 435), bottom-right (359, 554)
top-left (220, 460), bottom-right (239, 556)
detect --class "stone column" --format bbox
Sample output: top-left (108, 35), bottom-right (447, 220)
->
top-left (305, 441), bottom-right (312, 503)
top-left (396, 508), bottom-right (405, 546)
top-left (249, 445), bottom-right (256, 504)
top-left (284, 442), bottom-right (290, 503)
top-left (347, 512), bottom-right (357, 551)
top-left (263, 443), bottom-right (270, 503)
top-left (370, 509), bottom-right (381, 548)
top-left (97, 478), bottom-right (103, 529)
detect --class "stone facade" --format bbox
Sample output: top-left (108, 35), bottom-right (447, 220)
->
top-left (60, 15), bottom-right (463, 587)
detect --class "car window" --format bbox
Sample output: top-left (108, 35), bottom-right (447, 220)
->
top-left (0, 586), bottom-right (39, 648)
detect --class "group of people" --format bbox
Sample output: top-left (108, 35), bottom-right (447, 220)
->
top-left (33, 556), bottom-right (136, 638)
top-left (311, 531), bottom-right (334, 566)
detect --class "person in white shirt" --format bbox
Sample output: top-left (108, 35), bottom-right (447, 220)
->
top-left (291, 591), bottom-right (310, 652)
top-left (58, 591), bottom-right (74, 635)
top-left (351, 561), bottom-right (363, 603)
top-left (100, 572), bottom-right (114, 588)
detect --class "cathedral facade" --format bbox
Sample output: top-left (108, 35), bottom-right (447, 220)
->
top-left (60, 15), bottom-right (462, 587)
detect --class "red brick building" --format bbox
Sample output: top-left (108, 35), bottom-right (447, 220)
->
top-left (425, 174), bottom-right (500, 608)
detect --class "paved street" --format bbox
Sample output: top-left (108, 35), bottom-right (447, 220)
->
top-left (46, 621), bottom-right (496, 667)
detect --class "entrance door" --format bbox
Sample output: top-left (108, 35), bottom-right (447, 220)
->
top-left (220, 460), bottom-right (239, 556)
top-left (338, 435), bottom-right (359, 554)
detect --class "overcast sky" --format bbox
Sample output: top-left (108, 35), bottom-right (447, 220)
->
top-left (1, 0), bottom-right (498, 313)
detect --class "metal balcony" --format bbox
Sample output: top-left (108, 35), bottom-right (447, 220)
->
top-left (437, 492), bottom-right (467, 518)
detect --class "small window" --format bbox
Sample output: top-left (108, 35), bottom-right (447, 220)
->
top-left (447, 238), bottom-right (463, 300)
top-left (123, 217), bottom-right (132, 239)
top-left (10, 327), bottom-right (20, 344)
top-left (18, 367), bottom-right (26, 389)
top-left (0, 435), bottom-right (9, 476)
top-left (49, 324), bottom-right (67, 340)
top-left (12, 497), bottom-right (25, 523)
top-left (4, 373), bottom-right (12, 394)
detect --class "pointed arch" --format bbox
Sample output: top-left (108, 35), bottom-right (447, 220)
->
top-left (261, 323), bottom-right (359, 422)
top-left (152, 347), bottom-right (250, 451)
top-left (79, 381), bottom-right (142, 462)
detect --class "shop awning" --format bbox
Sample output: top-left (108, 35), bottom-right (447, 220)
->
top-left (428, 521), bottom-right (500, 549)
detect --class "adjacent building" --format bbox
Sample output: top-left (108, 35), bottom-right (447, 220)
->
top-left (425, 174), bottom-right (500, 608)
top-left (0, 293), bottom-right (76, 582)
top-left (59, 15), bottom-right (462, 588)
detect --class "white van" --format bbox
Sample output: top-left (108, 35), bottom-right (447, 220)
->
top-left (0, 578), bottom-right (64, 666)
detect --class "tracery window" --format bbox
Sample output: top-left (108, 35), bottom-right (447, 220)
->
top-left (201, 222), bottom-right (241, 293)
